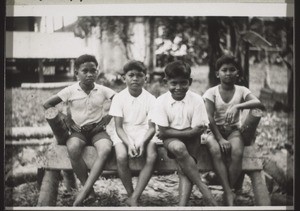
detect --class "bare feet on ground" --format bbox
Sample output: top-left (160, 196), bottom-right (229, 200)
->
top-left (125, 197), bottom-right (139, 206)
top-left (223, 191), bottom-right (236, 206)
top-left (73, 190), bottom-right (97, 206)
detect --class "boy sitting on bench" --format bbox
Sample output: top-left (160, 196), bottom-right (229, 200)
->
top-left (152, 60), bottom-right (217, 206)
top-left (43, 54), bottom-right (115, 206)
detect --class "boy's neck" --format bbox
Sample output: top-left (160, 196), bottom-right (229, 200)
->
top-left (220, 83), bottom-right (234, 91)
top-left (128, 87), bottom-right (142, 97)
top-left (79, 82), bottom-right (95, 92)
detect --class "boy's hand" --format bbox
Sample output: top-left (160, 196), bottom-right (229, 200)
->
top-left (218, 138), bottom-right (231, 155)
top-left (128, 144), bottom-right (138, 158)
top-left (64, 117), bottom-right (81, 133)
top-left (157, 131), bottom-right (167, 140)
top-left (192, 125), bottom-right (207, 137)
top-left (225, 105), bottom-right (239, 124)
top-left (135, 142), bottom-right (145, 157)
top-left (98, 115), bottom-right (112, 127)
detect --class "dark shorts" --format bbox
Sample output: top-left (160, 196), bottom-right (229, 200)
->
top-left (204, 125), bottom-right (241, 144)
top-left (69, 124), bottom-right (111, 146)
top-left (216, 125), bottom-right (240, 139)
top-left (163, 137), bottom-right (200, 163)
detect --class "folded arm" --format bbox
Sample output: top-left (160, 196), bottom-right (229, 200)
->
top-left (157, 125), bottom-right (206, 141)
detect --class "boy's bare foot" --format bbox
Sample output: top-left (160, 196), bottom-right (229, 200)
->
top-left (73, 190), bottom-right (97, 206)
top-left (125, 197), bottom-right (138, 206)
top-left (203, 197), bottom-right (218, 206)
top-left (223, 191), bottom-right (236, 206)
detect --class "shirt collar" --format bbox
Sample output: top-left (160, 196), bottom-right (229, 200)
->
top-left (76, 82), bottom-right (98, 91)
top-left (126, 87), bottom-right (144, 101)
top-left (167, 91), bottom-right (189, 105)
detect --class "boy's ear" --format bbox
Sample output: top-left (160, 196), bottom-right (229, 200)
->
top-left (121, 74), bottom-right (126, 82)
top-left (75, 70), bottom-right (78, 75)
top-left (215, 71), bottom-right (219, 78)
top-left (189, 78), bottom-right (193, 86)
top-left (162, 78), bottom-right (168, 84)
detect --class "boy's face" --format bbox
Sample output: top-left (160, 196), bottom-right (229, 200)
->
top-left (123, 69), bottom-right (146, 91)
top-left (165, 77), bottom-right (192, 101)
top-left (76, 62), bottom-right (98, 85)
top-left (217, 63), bottom-right (239, 84)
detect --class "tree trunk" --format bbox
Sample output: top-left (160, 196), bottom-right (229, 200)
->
top-left (207, 17), bottom-right (222, 88)
top-left (44, 107), bottom-right (77, 191)
top-left (144, 17), bottom-right (156, 74)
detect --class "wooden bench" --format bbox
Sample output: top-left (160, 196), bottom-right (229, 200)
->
top-left (36, 143), bottom-right (270, 206)
top-left (36, 107), bottom-right (270, 206)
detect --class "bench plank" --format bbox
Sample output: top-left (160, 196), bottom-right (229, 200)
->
top-left (37, 144), bottom-right (263, 171)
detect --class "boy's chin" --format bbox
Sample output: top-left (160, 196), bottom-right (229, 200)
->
top-left (171, 93), bottom-right (186, 101)
top-left (129, 85), bottom-right (143, 91)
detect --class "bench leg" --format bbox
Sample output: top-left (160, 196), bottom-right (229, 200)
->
top-left (37, 168), bottom-right (45, 190)
top-left (248, 170), bottom-right (271, 206)
top-left (37, 170), bottom-right (60, 206)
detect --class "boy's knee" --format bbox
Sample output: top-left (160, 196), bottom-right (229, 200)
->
top-left (116, 152), bottom-right (128, 165)
top-left (95, 141), bottom-right (112, 157)
top-left (170, 143), bottom-right (188, 158)
top-left (66, 139), bottom-right (84, 159)
top-left (206, 139), bottom-right (222, 160)
top-left (231, 149), bottom-right (243, 160)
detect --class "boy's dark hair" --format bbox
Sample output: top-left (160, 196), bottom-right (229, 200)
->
top-left (74, 54), bottom-right (98, 70)
top-left (164, 60), bottom-right (191, 79)
top-left (215, 54), bottom-right (241, 72)
top-left (123, 60), bottom-right (147, 75)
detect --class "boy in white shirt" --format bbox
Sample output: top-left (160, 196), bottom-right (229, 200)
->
top-left (109, 60), bottom-right (157, 206)
top-left (152, 60), bottom-right (217, 206)
top-left (43, 54), bottom-right (115, 206)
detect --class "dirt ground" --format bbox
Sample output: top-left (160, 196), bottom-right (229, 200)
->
top-left (6, 172), bottom-right (257, 207)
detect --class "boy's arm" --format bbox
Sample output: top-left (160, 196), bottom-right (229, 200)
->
top-left (135, 121), bottom-right (156, 157)
top-left (43, 95), bottom-right (62, 109)
top-left (157, 125), bottom-right (205, 140)
top-left (205, 99), bottom-right (231, 155)
top-left (114, 116), bottom-right (138, 157)
top-left (225, 93), bottom-right (264, 124)
top-left (43, 95), bottom-right (81, 132)
top-left (96, 94), bottom-right (116, 129)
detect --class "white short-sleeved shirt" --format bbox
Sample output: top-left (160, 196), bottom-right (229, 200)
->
top-left (202, 85), bottom-right (251, 126)
top-left (152, 90), bottom-right (209, 130)
top-left (109, 88), bottom-right (156, 144)
top-left (57, 82), bottom-right (115, 127)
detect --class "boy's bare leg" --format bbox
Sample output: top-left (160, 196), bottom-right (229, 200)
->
top-left (73, 139), bottom-right (112, 206)
top-left (206, 135), bottom-right (235, 206)
top-left (66, 137), bottom-right (89, 186)
top-left (115, 142), bottom-right (134, 197)
top-left (126, 141), bottom-right (157, 206)
top-left (227, 131), bottom-right (244, 189)
top-left (167, 138), bottom-right (217, 206)
top-left (178, 168), bottom-right (193, 206)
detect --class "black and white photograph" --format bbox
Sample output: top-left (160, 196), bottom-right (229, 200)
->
top-left (4, 0), bottom-right (295, 210)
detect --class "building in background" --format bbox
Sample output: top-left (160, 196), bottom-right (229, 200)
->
top-left (5, 16), bottom-right (92, 87)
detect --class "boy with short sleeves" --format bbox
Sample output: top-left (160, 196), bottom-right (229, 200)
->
top-left (43, 54), bottom-right (115, 206)
top-left (202, 54), bottom-right (263, 206)
top-left (152, 60), bottom-right (217, 206)
top-left (109, 60), bottom-right (157, 206)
